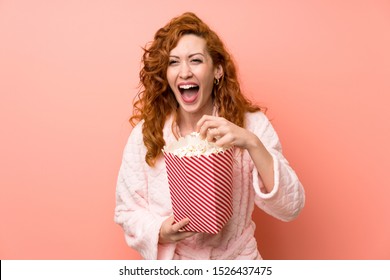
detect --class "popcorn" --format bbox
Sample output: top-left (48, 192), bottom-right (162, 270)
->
top-left (162, 132), bottom-right (227, 157)
top-left (163, 132), bottom-right (234, 234)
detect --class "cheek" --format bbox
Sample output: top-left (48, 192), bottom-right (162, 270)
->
top-left (201, 73), bottom-right (215, 92)
top-left (166, 71), bottom-right (175, 89)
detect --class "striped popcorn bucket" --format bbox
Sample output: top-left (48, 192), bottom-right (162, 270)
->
top-left (164, 147), bottom-right (234, 234)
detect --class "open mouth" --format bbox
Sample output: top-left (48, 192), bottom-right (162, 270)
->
top-left (178, 84), bottom-right (200, 103)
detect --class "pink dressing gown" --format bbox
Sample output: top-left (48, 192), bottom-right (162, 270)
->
top-left (114, 111), bottom-right (305, 259)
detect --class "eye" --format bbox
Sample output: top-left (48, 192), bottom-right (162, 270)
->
top-left (191, 58), bottom-right (203, 64)
top-left (168, 59), bottom-right (179, 66)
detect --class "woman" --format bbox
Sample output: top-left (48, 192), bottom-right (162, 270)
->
top-left (114, 12), bottom-right (305, 260)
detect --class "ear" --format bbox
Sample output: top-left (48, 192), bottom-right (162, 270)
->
top-left (214, 64), bottom-right (223, 80)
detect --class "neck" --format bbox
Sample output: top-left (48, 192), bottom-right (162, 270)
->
top-left (177, 103), bottom-right (214, 136)
top-left (176, 112), bottom-right (200, 136)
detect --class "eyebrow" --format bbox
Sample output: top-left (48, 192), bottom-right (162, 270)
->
top-left (169, 53), bottom-right (206, 58)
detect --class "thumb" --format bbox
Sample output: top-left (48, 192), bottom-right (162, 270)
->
top-left (172, 217), bottom-right (190, 232)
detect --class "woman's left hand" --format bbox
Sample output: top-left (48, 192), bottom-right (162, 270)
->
top-left (196, 115), bottom-right (258, 150)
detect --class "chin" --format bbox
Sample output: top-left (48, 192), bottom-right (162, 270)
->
top-left (179, 104), bottom-right (200, 114)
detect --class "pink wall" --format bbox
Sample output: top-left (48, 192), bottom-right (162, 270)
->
top-left (1, 0), bottom-right (389, 259)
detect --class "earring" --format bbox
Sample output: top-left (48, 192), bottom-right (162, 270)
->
top-left (214, 78), bottom-right (220, 85)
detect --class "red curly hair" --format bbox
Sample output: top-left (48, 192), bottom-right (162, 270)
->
top-left (130, 12), bottom-right (262, 167)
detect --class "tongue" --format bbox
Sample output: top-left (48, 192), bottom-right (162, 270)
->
top-left (181, 89), bottom-right (198, 103)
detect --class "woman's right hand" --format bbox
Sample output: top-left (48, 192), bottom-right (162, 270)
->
top-left (158, 215), bottom-right (197, 244)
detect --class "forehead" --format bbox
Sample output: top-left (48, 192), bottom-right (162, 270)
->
top-left (169, 34), bottom-right (208, 56)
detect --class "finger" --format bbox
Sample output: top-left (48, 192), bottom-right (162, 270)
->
top-left (206, 128), bottom-right (221, 142)
top-left (215, 134), bottom-right (233, 148)
top-left (167, 215), bottom-right (175, 224)
top-left (196, 115), bottom-right (214, 132)
top-left (176, 231), bottom-right (197, 241)
top-left (161, 215), bottom-right (175, 232)
top-left (197, 116), bottom-right (221, 135)
top-left (172, 217), bottom-right (190, 232)
top-left (198, 120), bottom-right (221, 138)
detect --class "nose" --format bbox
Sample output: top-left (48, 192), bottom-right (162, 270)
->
top-left (179, 62), bottom-right (193, 79)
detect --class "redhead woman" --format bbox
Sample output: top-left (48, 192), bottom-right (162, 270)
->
top-left (114, 12), bottom-right (305, 260)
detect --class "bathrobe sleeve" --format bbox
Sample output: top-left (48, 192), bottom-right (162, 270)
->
top-left (114, 122), bottom-right (169, 259)
top-left (249, 112), bottom-right (305, 221)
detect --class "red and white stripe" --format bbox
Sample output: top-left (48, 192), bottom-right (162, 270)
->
top-left (164, 148), bottom-right (234, 234)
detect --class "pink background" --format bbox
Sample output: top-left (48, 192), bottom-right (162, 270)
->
top-left (1, 0), bottom-right (389, 259)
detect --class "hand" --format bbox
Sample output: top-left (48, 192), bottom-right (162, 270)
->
top-left (196, 115), bottom-right (258, 149)
top-left (158, 216), bottom-right (197, 244)
top-left (197, 115), bottom-right (275, 193)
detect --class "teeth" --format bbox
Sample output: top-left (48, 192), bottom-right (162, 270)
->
top-left (179, 84), bottom-right (197, 89)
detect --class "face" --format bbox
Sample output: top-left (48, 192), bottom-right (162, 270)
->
top-left (167, 34), bottom-right (223, 118)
